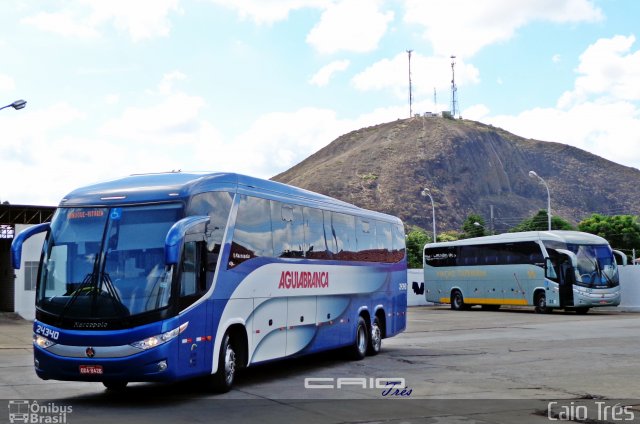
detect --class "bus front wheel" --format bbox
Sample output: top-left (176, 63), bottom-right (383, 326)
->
top-left (209, 333), bottom-right (237, 393)
top-left (534, 292), bottom-right (552, 314)
top-left (349, 317), bottom-right (369, 360)
top-left (451, 290), bottom-right (466, 311)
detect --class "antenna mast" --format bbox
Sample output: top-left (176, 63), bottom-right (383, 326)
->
top-left (450, 55), bottom-right (458, 118)
top-left (407, 49), bottom-right (413, 118)
top-left (433, 87), bottom-right (437, 113)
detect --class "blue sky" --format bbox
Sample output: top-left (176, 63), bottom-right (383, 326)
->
top-left (1, 0), bottom-right (639, 205)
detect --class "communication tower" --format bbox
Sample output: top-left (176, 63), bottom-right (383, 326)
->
top-left (450, 55), bottom-right (458, 118)
top-left (407, 49), bottom-right (413, 118)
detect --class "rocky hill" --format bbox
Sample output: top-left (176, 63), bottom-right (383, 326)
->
top-left (272, 117), bottom-right (640, 232)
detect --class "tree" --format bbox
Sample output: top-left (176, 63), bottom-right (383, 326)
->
top-left (510, 210), bottom-right (574, 232)
top-left (461, 213), bottom-right (487, 238)
top-left (578, 214), bottom-right (640, 254)
top-left (406, 227), bottom-right (430, 269)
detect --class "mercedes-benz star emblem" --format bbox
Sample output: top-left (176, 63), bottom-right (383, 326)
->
top-left (85, 347), bottom-right (95, 358)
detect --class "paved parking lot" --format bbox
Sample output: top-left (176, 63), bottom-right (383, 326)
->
top-left (2, 306), bottom-right (640, 423)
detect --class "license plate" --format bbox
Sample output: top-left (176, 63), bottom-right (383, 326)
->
top-left (79, 365), bottom-right (103, 375)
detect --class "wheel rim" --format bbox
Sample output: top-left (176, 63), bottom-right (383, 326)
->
top-left (357, 325), bottom-right (367, 354)
top-left (538, 296), bottom-right (546, 309)
top-left (371, 323), bottom-right (381, 352)
top-left (453, 293), bottom-right (462, 308)
top-left (224, 344), bottom-right (236, 386)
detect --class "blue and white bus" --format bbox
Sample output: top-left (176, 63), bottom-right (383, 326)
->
top-left (423, 231), bottom-right (621, 314)
top-left (12, 172), bottom-right (407, 392)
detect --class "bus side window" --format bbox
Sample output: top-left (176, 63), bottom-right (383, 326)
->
top-left (391, 224), bottom-right (406, 263)
top-left (272, 202), bottom-right (304, 258)
top-left (303, 207), bottom-right (329, 260)
top-left (229, 195), bottom-right (274, 268)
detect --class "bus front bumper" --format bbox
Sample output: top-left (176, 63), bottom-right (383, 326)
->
top-left (33, 342), bottom-right (180, 383)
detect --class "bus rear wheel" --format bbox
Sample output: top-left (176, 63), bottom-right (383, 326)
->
top-left (367, 316), bottom-right (382, 356)
top-left (451, 290), bottom-right (466, 311)
top-left (349, 317), bottom-right (368, 360)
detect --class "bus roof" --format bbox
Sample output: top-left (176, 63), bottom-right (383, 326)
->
top-left (58, 172), bottom-right (401, 223)
top-left (424, 231), bottom-right (610, 249)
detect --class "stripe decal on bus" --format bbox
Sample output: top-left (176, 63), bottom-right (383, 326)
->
top-left (439, 297), bottom-right (529, 305)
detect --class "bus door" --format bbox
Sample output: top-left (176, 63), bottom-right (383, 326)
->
top-left (176, 240), bottom-right (210, 377)
top-left (557, 254), bottom-right (575, 307)
top-left (549, 249), bottom-right (577, 308)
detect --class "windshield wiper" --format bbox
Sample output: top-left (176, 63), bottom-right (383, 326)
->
top-left (58, 272), bottom-right (97, 323)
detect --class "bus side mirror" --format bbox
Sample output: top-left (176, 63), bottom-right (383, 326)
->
top-left (612, 250), bottom-right (627, 266)
top-left (165, 216), bottom-right (210, 265)
top-left (11, 223), bottom-right (50, 270)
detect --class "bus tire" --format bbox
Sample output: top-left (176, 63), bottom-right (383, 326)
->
top-left (575, 308), bottom-right (590, 315)
top-left (451, 290), bottom-right (465, 311)
top-left (534, 292), bottom-right (552, 314)
top-left (103, 381), bottom-right (128, 391)
top-left (349, 317), bottom-right (369, 360)
top-left (367, 316), bottom-right (382, 356)
top-left (208, 332), bottom-right (237, 393)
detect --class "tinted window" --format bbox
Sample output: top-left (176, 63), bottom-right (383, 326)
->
top-left (391, 223), bottom-right (406, 262)
top-left (188, 191), bottom-right (233, 253)
top-left (272, 202), bottom-right (304, 258)
top-left (331, 212), bottom-right (356, 260)
top-left (376, 221), bottom-right (393, 262)
top-left (304, 207), bottom-right (330, 259)
top-left (355, 218), bottom-right (376, 261)
top-left (229, 195), bottom-right (273, 267)
top-left (424, 246), bottom-right (457, 267)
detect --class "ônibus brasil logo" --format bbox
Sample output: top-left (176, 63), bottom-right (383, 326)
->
top-left (8, 400), bottom-right (73, 424)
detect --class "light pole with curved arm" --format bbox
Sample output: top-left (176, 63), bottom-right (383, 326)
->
top-left (529, 170), bottom-right (551, 231)
top-left (0, 99), bottom-right (27, 112)
top-left (421, 188), bottom-right (436, 243)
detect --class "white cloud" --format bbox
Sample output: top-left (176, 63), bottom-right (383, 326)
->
top-left (105, 94), bottom-right (120, 105)
top-left (309, 60), bottom-right (350, 86)
top-left (0, 102), bottom-right (88, 204)
top-left (157, 71), bottom-right (187, 95)
top-left (558, 35), bottom-right (640, 108)
top-left (207, 0), bottom-right (327, 24)
top-left (0, 74), bottom-right (15, 92)
top-left (21, 0), bottom-right (182, 41)
top-left (487, 101), bottom-right (640, 170)
top-left (402, 0), bottom-right (603, 57)
top-left (352, 52), bottom-right (480, 99)
top-left (306, 0), bottom-right (393, 54)
top-left (20, 11), bottom-right (99, 38)
top-left (552, 54), bottom-right (562, 63)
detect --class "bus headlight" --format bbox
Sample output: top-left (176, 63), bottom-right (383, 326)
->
top-left (130, 322), bottom-right (188, 350)
top-left (33, 334), bottom-right (55, 349)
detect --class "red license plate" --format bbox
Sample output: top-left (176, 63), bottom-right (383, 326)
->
top-left (79, 365), bottom-right (103, 375)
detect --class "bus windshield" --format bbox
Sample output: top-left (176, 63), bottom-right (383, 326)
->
top-left (37, 204), bottom-right (183, 320)
top-left (566, 243), bottom-right (619, 288)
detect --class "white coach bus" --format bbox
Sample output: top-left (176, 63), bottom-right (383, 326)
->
top-left (423, 231), bottom-right (622, 314)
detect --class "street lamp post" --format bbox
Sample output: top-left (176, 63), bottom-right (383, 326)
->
top-left (0, 99), bottom-right (27, 111)
top-left (421, 187), bottom-right (436, 242)
top-left (528, 170), bottom-right (551, 231)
